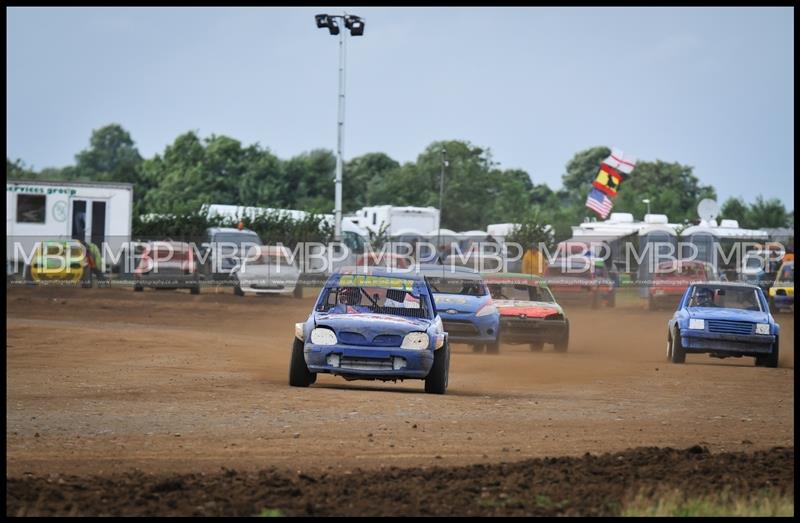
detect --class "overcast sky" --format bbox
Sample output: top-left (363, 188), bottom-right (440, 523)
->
top-left (6, 7), bottom-right (795, 210)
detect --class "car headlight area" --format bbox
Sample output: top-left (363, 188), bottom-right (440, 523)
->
top-left (755, 323), bottom-right (770, 335)
top-left (401, 332), bottom-right (430, 350)
top-left (688, 319), bottom-right (705, 330)
top-left (310, 327), bottom-right (337, 346)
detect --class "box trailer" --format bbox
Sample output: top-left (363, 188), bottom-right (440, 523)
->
top-left (6, 179), bottom-right (133, 273)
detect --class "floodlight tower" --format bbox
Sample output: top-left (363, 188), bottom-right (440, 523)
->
top-left (314, 13), bottom-right (365, 241)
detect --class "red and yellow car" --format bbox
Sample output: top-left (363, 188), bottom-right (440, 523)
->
top-left (483, 273), bottom-right (569, 352)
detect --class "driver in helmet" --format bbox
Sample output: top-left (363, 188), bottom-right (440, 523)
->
top-left (694, 287), bottom-right (716, 307)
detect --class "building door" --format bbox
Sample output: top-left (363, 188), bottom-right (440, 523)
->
top-left (71, 200), bottom-right (87, 241)
top-left (91, 201), bottom-right (107, 247)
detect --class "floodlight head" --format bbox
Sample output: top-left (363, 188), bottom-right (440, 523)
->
top-left (315, 14), bottom-right (329, 28)
top-left (327, 17), bottom-right (340, 35)
top-left (348, 16), bottom-right (365, 36)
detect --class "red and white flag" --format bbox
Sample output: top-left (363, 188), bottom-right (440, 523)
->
top-left (602, 147), bottom-right (637, 176)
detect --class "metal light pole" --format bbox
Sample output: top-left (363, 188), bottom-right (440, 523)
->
top-left (437, 148), bottom-right (448, 261)
top-left (642, 198), bottom-right (651, 215)
top-left (315, 13), bottom-right (364, 241)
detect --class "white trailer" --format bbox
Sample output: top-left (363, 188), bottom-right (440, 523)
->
top-left (352, 205), bottom-right (440, 237)
top-left (6, 179), bottom-right (133, 273)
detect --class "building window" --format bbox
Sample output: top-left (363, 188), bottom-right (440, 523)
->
top-left (17, 194), bottom-right (46, 223)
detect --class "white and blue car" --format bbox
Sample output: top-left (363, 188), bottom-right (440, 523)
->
top-left (290, 268), bottom-right (450, 394)
top-left (667, 281), bottom-right (780, 367)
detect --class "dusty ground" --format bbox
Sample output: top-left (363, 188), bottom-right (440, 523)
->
top-left (5, 284), bottom-right (795, 514)
top-left (7, 446), bottom-right (793, 516)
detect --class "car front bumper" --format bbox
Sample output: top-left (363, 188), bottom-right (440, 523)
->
top-left (304, 343), bottom-right (435, 379)
top-left (682, 330), bottom-right (776, 355)
top-left (439, 313), bottom-right (499, 344)
top-left (499, 317), bottom-right (567, 343)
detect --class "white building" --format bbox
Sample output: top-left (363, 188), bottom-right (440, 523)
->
top-left (6, 179), bottom-right (133, 272)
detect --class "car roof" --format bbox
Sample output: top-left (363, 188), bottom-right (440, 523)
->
top-left (415, 264), bottom-right (484, 280)
top-left (691, 281), bottom-right (762, 290)
top-left (334, 266), bottom-right (427, 281)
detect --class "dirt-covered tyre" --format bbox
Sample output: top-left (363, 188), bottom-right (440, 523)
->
top-left (133, 282), bottom-right (144, 292)
top-left (529, 342), bottom-right (544, 352)
top-left (756, 336), bottom-right (779, 368)
top-left (80, 267), bottom-right (93, 289)
top-left (554, 323), bottom-right (569, 352)
top-left (289, 338), bottom-right (315, 387)
top-left (472, 344), bottom-right (485, 353)
top-left (293, 283), bottom-right (303, 299)
top-left (425, 340), bottom-right (450, 394)
top-left (671, 328), bottom-right (686, 364)
top-left (666, 332), bottom-right (673, 361)
top-left (190, 281), bottom-right (200, 295)
top-left (234, 283), bottom-right (245, 297)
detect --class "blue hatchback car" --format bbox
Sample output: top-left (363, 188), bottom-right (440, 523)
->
top-left (290, 268), bottom-right (450, 394)
top-left (418, 265), bottom-right (501, 353)
top-left (667, 281), bottom-right (780, 367)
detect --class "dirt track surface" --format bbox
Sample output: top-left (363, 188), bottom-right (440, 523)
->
top-left (7, 446), bottom-right (794, 516)
top-left (6, 286), bottom-right (794, 481)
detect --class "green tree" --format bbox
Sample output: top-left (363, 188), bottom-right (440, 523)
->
top-left (612, 160), bottom-right (716, 223)
top-left (344, 153), bottom-right (400, 210)
top-left (74, 124), bottom-right (143, 183)
top-left (720, 197), bottom-right (749, 225)
top-left (6, 158), bottom-right (36, 180)
top-left (746, 196), bottom-right (789, 228)
top-left (561, 146), bottom-right (611, 196)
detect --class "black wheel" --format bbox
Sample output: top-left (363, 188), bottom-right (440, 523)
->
top-left (671, 328), bottom-right (686, 364)
top-left (133, 282), bottom-right (144, 292)
top-left (293, 283), bottom-right (303, 299)
top-left (289, 338), bottom-right (315, 387)
top-left (425, 341), bottom-right (450, 394)
top-left (554, 323), bottom-right (569, 352)
top-left (81, 267), bottom-right (93, 289)
top-left (529, 342), bottom-right (544, 352)
top-left (486, 337), bottom-right (500, 354)
top-left (234, 283), bottom-right (245, 297)
top-left (190, 283), bottom-right (200, 295)
top-left (756, 336), bottom-right (779, 368)
top-left (472, 344), bottom-right (485, 353)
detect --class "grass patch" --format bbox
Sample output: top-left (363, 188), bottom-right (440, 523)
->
top-left (258, 508), bottom-right (284, 517)
top-left (621, 489), bottom-right (794, 517)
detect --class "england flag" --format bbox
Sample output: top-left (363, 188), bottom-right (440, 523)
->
top-left (603, 147), bottom-right (637, 176)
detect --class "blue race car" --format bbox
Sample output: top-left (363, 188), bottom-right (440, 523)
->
top-left (290, 268), bottom-right (450, 394)
top-left (667, 281), bottom-right (780, 367)
top-left (418, 264), bottom-right (501, 354)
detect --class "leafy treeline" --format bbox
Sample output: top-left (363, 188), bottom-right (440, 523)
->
top-left (6, 124), bottom-right (793, 242)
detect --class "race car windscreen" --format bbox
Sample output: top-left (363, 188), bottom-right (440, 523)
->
top-left (317, 277), bottom-right (432, 319)
top-left (687, 285), bottom-right (762, 311)
top-left (488, 283), bottom-right (555, 303)
top-left (426, 277), bottom-right (488, 296)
